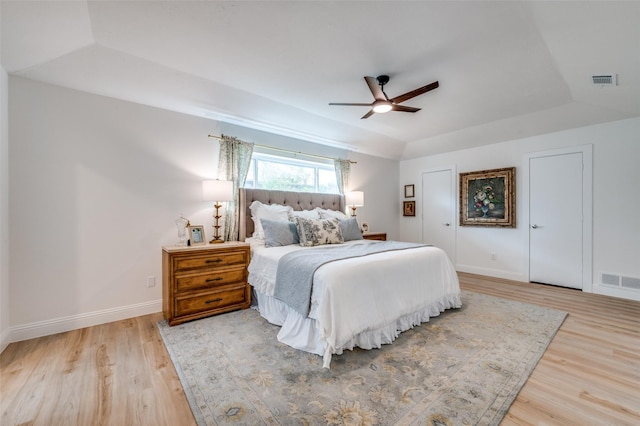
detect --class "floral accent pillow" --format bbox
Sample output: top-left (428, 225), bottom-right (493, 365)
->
top-left (315, 207), bottom-right (347, 221)
top-left (295, 217), bottom-right (344, 247)
top-left (288, 209), bottom-right (321, 221)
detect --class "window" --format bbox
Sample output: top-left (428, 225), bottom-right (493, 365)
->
top-left (244, 152), bottom-right (339, 194)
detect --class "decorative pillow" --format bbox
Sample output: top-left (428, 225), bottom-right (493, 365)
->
top-left (249, 200), bottom-right (293, 239)
top-left (339, 217), bottom-right (364, 242)
top-left (315, 207), bottom-right (347, 221)
top-left (288, 209), bottom-right (321, 221)
top-left (296, 217), bottom-right (344, 247)
top-left (261, 219), bottom-right (299, 247)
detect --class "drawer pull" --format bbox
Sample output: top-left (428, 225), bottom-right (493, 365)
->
top-left (205, 298), bottom-right (223, 304)
top-left (205, 259), bottom-right (223, 264)
top-left (206, 277), bottom-right (223, 283)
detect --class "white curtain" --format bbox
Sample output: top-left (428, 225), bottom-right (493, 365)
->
top-left (217, 135), bottom-right (254, 241)
top-left (334, 159), bottom-right (351, 195)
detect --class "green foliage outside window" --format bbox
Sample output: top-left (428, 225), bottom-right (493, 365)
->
top-left (244, 153), bottom-right (338, 194)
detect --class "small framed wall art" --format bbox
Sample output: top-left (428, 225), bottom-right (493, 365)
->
top-left (459, 167), bottom-right (516, 227)
top-left (403, 201), bottom-right (416, 217)
top-left (404, 184), bottom-right (415, 198)
top-left (188, 225), bottom-right (206, 245)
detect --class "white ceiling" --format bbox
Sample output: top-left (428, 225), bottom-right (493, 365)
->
top-left (2, 1), bottom-right (639, 160)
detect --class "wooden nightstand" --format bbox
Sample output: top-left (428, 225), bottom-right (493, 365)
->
top-left (363, 232), bottom-right (387, 241)
top-left (162, 242), bottom-right (250, 326)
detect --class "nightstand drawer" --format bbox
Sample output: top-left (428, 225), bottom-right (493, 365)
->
top-left (175, 287), bottom-right (247, 317)
top-left (173, 251), bottom-right (247, 272)
top-left (175, 267), bottom-right (246, 292)
top-left (363, 232), bottom-right (387, 241)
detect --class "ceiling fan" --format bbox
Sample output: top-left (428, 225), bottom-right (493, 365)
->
top-left (329, 75), bottom-right (439, 119)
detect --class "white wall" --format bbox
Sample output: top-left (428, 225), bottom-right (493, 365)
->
top-left (0, 66), bottom-right (9, 352)
top-left (348, 151), bottom-right (399, 239)
top-left (399, 118), bottom-right (640, 300)
top-left (9, 73), bottom-right (634, 345)
top-left (6, 76), bottom-right (397, 342)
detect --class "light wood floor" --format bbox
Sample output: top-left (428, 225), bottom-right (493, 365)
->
top-left (1, 273), bottom-right (639, 425)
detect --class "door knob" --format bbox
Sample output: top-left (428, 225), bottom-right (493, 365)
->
top-left (531, 224), bottom-right (539, 229)
top-left (443, 223), bottom-right (450, 227)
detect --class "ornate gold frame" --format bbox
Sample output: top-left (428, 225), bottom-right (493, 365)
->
top-left (460, 167), bottom-right (515, 227)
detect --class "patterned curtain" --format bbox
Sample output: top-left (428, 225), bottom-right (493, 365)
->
top-left (217, 135), bottom-right (254, 241)
top-left (334, 159), bottom-right (351, 195)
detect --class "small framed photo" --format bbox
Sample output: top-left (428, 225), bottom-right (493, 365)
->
top-left (188, 225), bottom-right (206, 245)
top-left (404, 184), bottom-right (415, 198)
top-left (403, 201), bottom-right (416, 217)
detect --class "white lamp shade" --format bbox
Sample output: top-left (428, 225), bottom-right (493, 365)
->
top-left (202, 180), bottom-right (234, 202)
top-left (345, 191), bottom-right (364, 207)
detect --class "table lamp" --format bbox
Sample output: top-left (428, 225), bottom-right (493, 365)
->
top-left (202, 180), bottom-right (234, 243)
top-left (345, 191), bottom-right (364, 217)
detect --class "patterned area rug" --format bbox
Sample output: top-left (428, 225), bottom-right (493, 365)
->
top-left (158, 291), bottom-right (566, 425)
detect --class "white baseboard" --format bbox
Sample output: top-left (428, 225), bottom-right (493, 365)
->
top-left (593, 284), bottom-right (640, 301)
top-left (456, 264), bottom-right (527, 283)
top-left (5, 299), bottom-right (162, 345)
top-left (0, 327), bottom-right (9, 354)
top-left (455, 266), bottom-right (640, 302)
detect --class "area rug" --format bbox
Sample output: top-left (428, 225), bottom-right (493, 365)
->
top-left (158, 291), bottom-right (566, 425)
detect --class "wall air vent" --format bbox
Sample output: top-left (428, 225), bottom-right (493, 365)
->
top-left (601, 273), bottom-right (619, 286)
top-left (592, 74), bottom-right (617, 86)
top-left (601, 272), bottom-right (640, 291)
top-left (621, 276), bottom-right (640, 290)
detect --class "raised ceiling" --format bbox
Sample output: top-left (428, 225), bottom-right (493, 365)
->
top-left (2, 1), bottom-right (639, 160)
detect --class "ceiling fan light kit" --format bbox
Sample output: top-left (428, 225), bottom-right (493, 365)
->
top-left (372, 101), bottom-right (393, 113)
top-left (330, 75), bottom-right (439, 119)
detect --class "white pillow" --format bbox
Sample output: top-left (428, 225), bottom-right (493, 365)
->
top-left (249, 200), bottom-right (293, 239)
top-left (315, 207), bottom-right (347, 221)
top-left (288, 209), bottom-right (321, 221)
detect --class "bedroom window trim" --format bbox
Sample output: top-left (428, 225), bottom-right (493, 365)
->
top-left (244, 152), bottom-right (339, 194)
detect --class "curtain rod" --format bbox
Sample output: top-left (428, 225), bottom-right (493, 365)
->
top-left (208, 134), bottom-right (356, 164)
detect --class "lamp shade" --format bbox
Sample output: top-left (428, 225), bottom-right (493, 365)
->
top-left (202, 180), bottom-right (234, 202)
top-left (345, 191), bottom-right (364, 207)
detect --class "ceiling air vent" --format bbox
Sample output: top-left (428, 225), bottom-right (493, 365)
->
top-left (592, 74), bottom-right (617, 86)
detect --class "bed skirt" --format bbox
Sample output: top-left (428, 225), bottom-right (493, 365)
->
top-left (253, 289), bottom-right (462, 368)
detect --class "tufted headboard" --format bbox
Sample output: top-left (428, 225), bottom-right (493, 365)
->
top-left (239, 188), bottom-right (345, 241)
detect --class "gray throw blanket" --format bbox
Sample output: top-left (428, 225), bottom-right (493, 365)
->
top-left (273, 241), bottom-right (427, 316)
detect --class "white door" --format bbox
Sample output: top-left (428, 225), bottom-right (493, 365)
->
top-left (422, 169), bottom-right (455, 263)
top-left (529, 152), bottom-right (583, 289)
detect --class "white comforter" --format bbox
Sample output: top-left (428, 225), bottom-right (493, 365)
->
top-left (248, 239), bottom-right (461, 367)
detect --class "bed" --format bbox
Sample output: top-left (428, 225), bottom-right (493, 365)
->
top-left (239, 188), bottom-right (461, 368)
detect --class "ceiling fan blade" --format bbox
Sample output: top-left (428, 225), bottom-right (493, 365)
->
top-left (364, 76), bottom-right (387, 101)
top-left (390, 81), bottom-right (439, 105)
top-left (329, 102), bottom-right (372, 106)
top-left (392, 105), bottom-right (421, 113)
top-left (361, 110), bottom-right (375, 119)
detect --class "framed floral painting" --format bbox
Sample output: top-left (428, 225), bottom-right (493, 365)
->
top-left (460, 167), bottom-right (515, 227)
